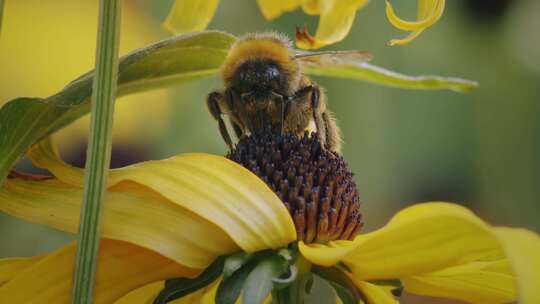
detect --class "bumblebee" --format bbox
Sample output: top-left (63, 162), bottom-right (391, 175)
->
top-left (207, 32), bottom-right (371, 152)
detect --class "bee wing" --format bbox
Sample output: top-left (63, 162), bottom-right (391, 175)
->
top-left (293, 50), bottom-right (373, 66)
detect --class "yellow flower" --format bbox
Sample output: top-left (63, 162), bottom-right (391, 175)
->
top-left (0, 134), bottom-right (539, 304)
top-left (162, 0), bottom-right (446, 49)
top-left (385, 0), bottom-right (446, 46)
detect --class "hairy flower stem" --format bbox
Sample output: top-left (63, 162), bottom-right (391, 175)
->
top-left (71, 0), bottom-right (121, 303)
top-left (272, 255), bottom-right (311, 304)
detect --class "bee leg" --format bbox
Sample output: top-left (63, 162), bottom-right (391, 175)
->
top-left (240, 92), bottom-right (257, 134)
top-left (322, 111), bottom-right (342, 153)
top-left (207, 91), bottom-right (233, 150)
top-left (278, 96), bottom-right (285, 134)
top-left (280, 98), bottom-right (289, 135)
top-left (227, 89), bottom-right (247, 138)
top-left (310, 86), bottom-right (328, 147)
top-left (230, 118), bottom-right (244, 140)
top-left (270, 92), bottom-right (288, 134)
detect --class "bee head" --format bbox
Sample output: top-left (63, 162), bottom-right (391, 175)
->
top-left (232, 59), bottom-right (284, 95)
top-left (221, 33), bottom-right (301, 96)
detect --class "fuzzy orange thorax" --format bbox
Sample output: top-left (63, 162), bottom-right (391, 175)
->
top-left (221, 38), bottom-right (299, 85)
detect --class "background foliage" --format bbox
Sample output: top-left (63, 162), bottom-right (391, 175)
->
top-left (1, 0), bottom-right (538, 284)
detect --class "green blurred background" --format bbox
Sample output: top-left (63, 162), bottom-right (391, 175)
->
top-left (1, 0), bottom-right (538, 282)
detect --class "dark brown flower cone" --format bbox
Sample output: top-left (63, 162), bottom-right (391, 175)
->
top-left (227, 130), bottom-right (363, 244)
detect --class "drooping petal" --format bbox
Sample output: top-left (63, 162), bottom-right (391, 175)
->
top-left (27, 138), bottom-right (83, 187)
top-left (0, 240), bottom-right (198, 304)
top-left (162, 0), bottom-right (220, 34)
top-left (114, 281), bottom-right (204, 304)
top-left (300, 203), bottom-right (502, 279)
top-left (0, 178), bottom-right (238, 268)
top-left (353, 280), bottom-right (398, 304)
top-left (114, 281), bottom-right (162, 304)
top-left (386, 29), bottom-right (425, 47)
top-left (256, 0), bottom-right (302, 20)
top-left (0, 257), bottom-right (41, 286)
top-left (299, 240), bottom-right (358, 267)
top-left (200, 280), bottom-right (220, 304)
top-left (107, 153), bottom-right (297, 252)
top-left (494, 228), bottom-right (540, 304)
top-left (301, 0), bottom-right (333, 16)
top-left (296, 0), bottom-right (370, 49)
top-left (402, 259), bottom-right (516, 303)
top-left (27, 138), bottom-right (297, 252)
top-left (386, 0), bottom-right (442, 31)
top-left (385, 0), bottom-right (445, 46)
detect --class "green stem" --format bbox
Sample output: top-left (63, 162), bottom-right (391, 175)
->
top-left (272, 255), bottom-right (311, 304)
top-left (71, 0), bottom-right (121, 303)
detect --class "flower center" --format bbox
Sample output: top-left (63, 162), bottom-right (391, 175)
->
top-left (228, 130), bottom-right (363, 244)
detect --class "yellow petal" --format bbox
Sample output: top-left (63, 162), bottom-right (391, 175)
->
top-left (0, 240), bottom-right (198, 304)
top-left (301, 0), bottom-right (333, 16)
top-left (200, 279), bottom-right (220, 304)
top-left (0, 178), bottom-right (237, 268)
top-left (28, 138), bottom-right (297, 252)
top-left (106, 153), bottom-right (297, 251)
top-left (114, 281), bottom-right (162, 304)
top-left (296, 0), bottom-right (369, 49)
top-left (300, 203), bottom-right (501, 279)
top-left (162, 0), bottom-right (220, 34)
top-left (256, 0), bottom-right (302, 20)
top-left (494, 228), bottom-right (540, 304)
top-left (114, 281), bottom-right (204, 304)
top-left (0, 257), bottom-right (41, 286)
top-left (385, 0), bottom-right (443, 31)
top-left (402, 259), bottom-right (516, 303)
top-left (27, 137), bottom-right (83, 187)
top-left (385, 0), bottom-right (445, 46)
top-left (353, 280), bottom-right (398, 304)
top-left (387, 29), bottom-right (426, 46)
top-left (299, 240), bottom-right (358, 267)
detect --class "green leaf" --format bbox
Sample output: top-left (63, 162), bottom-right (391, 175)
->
top-left (277, 248), bottom-right (294, 262)
top-left (271, 252), bottom-right (312, 304)
top-left (305, 276), bottom-right (314, 294)
top-left (0, 30), bottom-right (235, 184)
top-left (216, 260), bottom-right (258, 304)
top-left (312, 266), bottom-right (363, 304)
top-left (242, 255), bottom-right (288, 304)
top-left (271, 264), bottom-right (298, 290)
top-left (154, 256), bottom-right (225, 304)
top-left (304, 62), bottom-right (478, 92)
top-left (223, 252), bottom-right (255, 279)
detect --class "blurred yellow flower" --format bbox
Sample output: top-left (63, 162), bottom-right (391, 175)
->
top-left (385, 0), bottom-right (446, 46)
top-left (0, 0), bottom-right (172, 155)
top-left (163, 0), bottom-right (446, 49)
top-left (0, 137), bottom-right (538, 303)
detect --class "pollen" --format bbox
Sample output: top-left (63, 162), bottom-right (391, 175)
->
top-left (228, 130), bottom-right (363, 244)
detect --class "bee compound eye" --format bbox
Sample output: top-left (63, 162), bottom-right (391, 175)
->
top-left (265, 65), bottom-right (280, 80)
